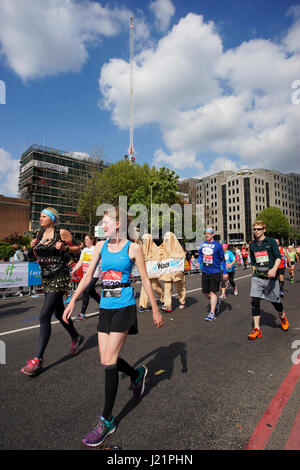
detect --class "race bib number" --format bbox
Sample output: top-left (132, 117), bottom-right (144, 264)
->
top-left (82, 252), bottom-right (93, 273)
top-left (203, 246), bottom-right (213, 264)
top-left (101, 270), bottom-right (122, 287)
top-left (82, 252), bottom-right (92, 262)
top-left (82, 262), bottom-right (90, 272)
top-left (254, 250), bottom-right (269, 264)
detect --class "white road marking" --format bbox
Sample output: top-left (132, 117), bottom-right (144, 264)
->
top-left (0, 273), bottom-right (253, 337)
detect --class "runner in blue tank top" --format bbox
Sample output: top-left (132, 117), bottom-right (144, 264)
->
top-left (63, 207), bottom-right (163, 448)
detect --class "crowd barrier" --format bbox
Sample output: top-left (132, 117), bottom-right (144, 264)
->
top-left (0, 258), bottom-right (201, 295)
top-left (0, 262), bottom-right (42, 289)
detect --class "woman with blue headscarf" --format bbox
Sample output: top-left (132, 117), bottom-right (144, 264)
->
top-left (20, 207), bottom-right (84, 377)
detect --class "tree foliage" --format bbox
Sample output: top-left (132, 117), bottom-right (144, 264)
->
top-left (257, 207), bottom-right (290, 239)
top-left (0, 243), bottom-right (15, 261)
top-left (77, 161), bottom-right (181, 234)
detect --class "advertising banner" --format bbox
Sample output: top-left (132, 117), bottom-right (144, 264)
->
top-left (27, 262), bottom-right (42, 286)
top-left (0, 262), bottom-right (42, 288)
top-left (146, 258), bottom-right (185, 277)
top-left (0, 262), bottom-right (28, 288)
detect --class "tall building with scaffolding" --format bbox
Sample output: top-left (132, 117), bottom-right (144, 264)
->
top-left (18, 144), bottom-right (111, 239)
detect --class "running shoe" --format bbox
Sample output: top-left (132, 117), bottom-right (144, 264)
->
top-left (248, 328), bottom-right (262, 340)
top-left (179, 304), bottom-right (185, 309)
top-left (74, 313), bottom-right (86, 321)
top-left (131, 365), bottom-right (148, 399)
top-left (69, 335), bottom-right (85, 356)
top-left (20, 357), bottom-right (43, 376)
top-left (64, 294), bottom-right (72, 304)
top-left (161, 306), bottom-right (172, 312)
top-left (234, 288), bottom-right (239, 296)
top-left (138, 306), bottom-right (151, 313)
top-left (280, 290), bottom-right (284, 298)
top-left (290, 279), bottom-right (294, 284)
top-left (82, 416), bottom-right (116, 447)
top-left (219, 294), bottom-right (226, 299)
top-left (280, 313), bottom-right (289, 331)
top-left (205, 312), bottom-right (216, 321)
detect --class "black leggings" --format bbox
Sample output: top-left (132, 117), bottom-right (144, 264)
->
top-left (81, 277), bottom-right (100, 314)
top-left (221, 271), bottom-right (236, 289)
top-left (251, 297), bottom-right (283, 316)
top-left (37, 291), bottom-right (79, 359)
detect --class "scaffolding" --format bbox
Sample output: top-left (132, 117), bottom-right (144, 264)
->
top-left (18, 145), bottom-right (110, 239)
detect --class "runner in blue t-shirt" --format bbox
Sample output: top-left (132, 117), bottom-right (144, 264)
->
top-left (196, 227), bottom-right (228, 321)
top-left (220, 244), bottom-right (238, 299)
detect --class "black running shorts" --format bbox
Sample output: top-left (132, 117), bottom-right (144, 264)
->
top-left (202, 272), bottom-right (222, 294)
top-left (97, 304), bottom-right (138, 335)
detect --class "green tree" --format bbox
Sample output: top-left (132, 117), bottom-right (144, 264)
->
top-left (77, 169), bottom-right (105, 233)
top-left (289, 227), bottom-right (300, 244)
top-left (0, 243), bottom-right (14, 261)
top-left (257, 207), bottom-right (290, 239)
top-left (77, 161), bottom-right (181, 232)
top-left (150, 167), bottom-right (180, 206)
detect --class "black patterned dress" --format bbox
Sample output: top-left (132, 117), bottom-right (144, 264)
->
top-left (34, 227), bottom-right (71, 293)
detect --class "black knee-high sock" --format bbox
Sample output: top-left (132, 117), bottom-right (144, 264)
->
top-left (102, 364), bottom-right (119, 421)
top-left (117, 357), bottom-right (139, 381)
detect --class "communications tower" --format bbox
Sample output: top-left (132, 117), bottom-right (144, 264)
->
top-left (128, 16), bottom-right (135, 164)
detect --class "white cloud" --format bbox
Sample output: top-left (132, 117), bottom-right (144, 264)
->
top-left (0, 149), bottom-right (19, 197)
top-left (149, 0), bottom-right (175, 32)
top-left (153, 148), bottom-right (203, 171)
top-left (153, 150), bottom-right (241, 180)
top-left (0, 0), bottom-right (135, 80)
top-left (196, 157), bottom-right (241, 179)
top-left (284, 5), bottom-right (300, 54)
top-left (99, 10), bottom-right (300, 175)
top-left (1, 2), bottom-right (299, 178)
top-left (99, 14), bottom-right (222, 127)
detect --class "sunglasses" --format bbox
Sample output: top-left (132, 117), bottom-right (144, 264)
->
top-left (253, 228), bottom-right (263, 231)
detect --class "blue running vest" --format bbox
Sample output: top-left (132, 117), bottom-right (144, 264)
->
top-left (100, 240), bottom-right (136, 309)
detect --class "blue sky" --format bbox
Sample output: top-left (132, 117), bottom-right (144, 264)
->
top-left (0, 0), bottom-right (300, 197)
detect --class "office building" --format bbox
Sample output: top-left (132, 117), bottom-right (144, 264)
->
top-left (195, 169), bottom-right (300, 243)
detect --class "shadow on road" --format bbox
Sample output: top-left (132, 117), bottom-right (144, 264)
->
top-left (115, 341), bottom-right (188, 426)
top-left (41, 334), bottom-right (97, 373)
top-left (0, 303), bottom-right (34, 318)
top-left (260, 311), bottom-right (281, 329)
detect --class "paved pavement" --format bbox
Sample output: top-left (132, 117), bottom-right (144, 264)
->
top-left (1, 266), bottom-right (300, 452)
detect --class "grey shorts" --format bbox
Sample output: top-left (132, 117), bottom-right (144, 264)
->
top-left (250, 276), bottom-right (280, 303)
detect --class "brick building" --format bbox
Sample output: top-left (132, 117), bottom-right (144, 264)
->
top-left (0, 195), bottom-right (30, 239)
